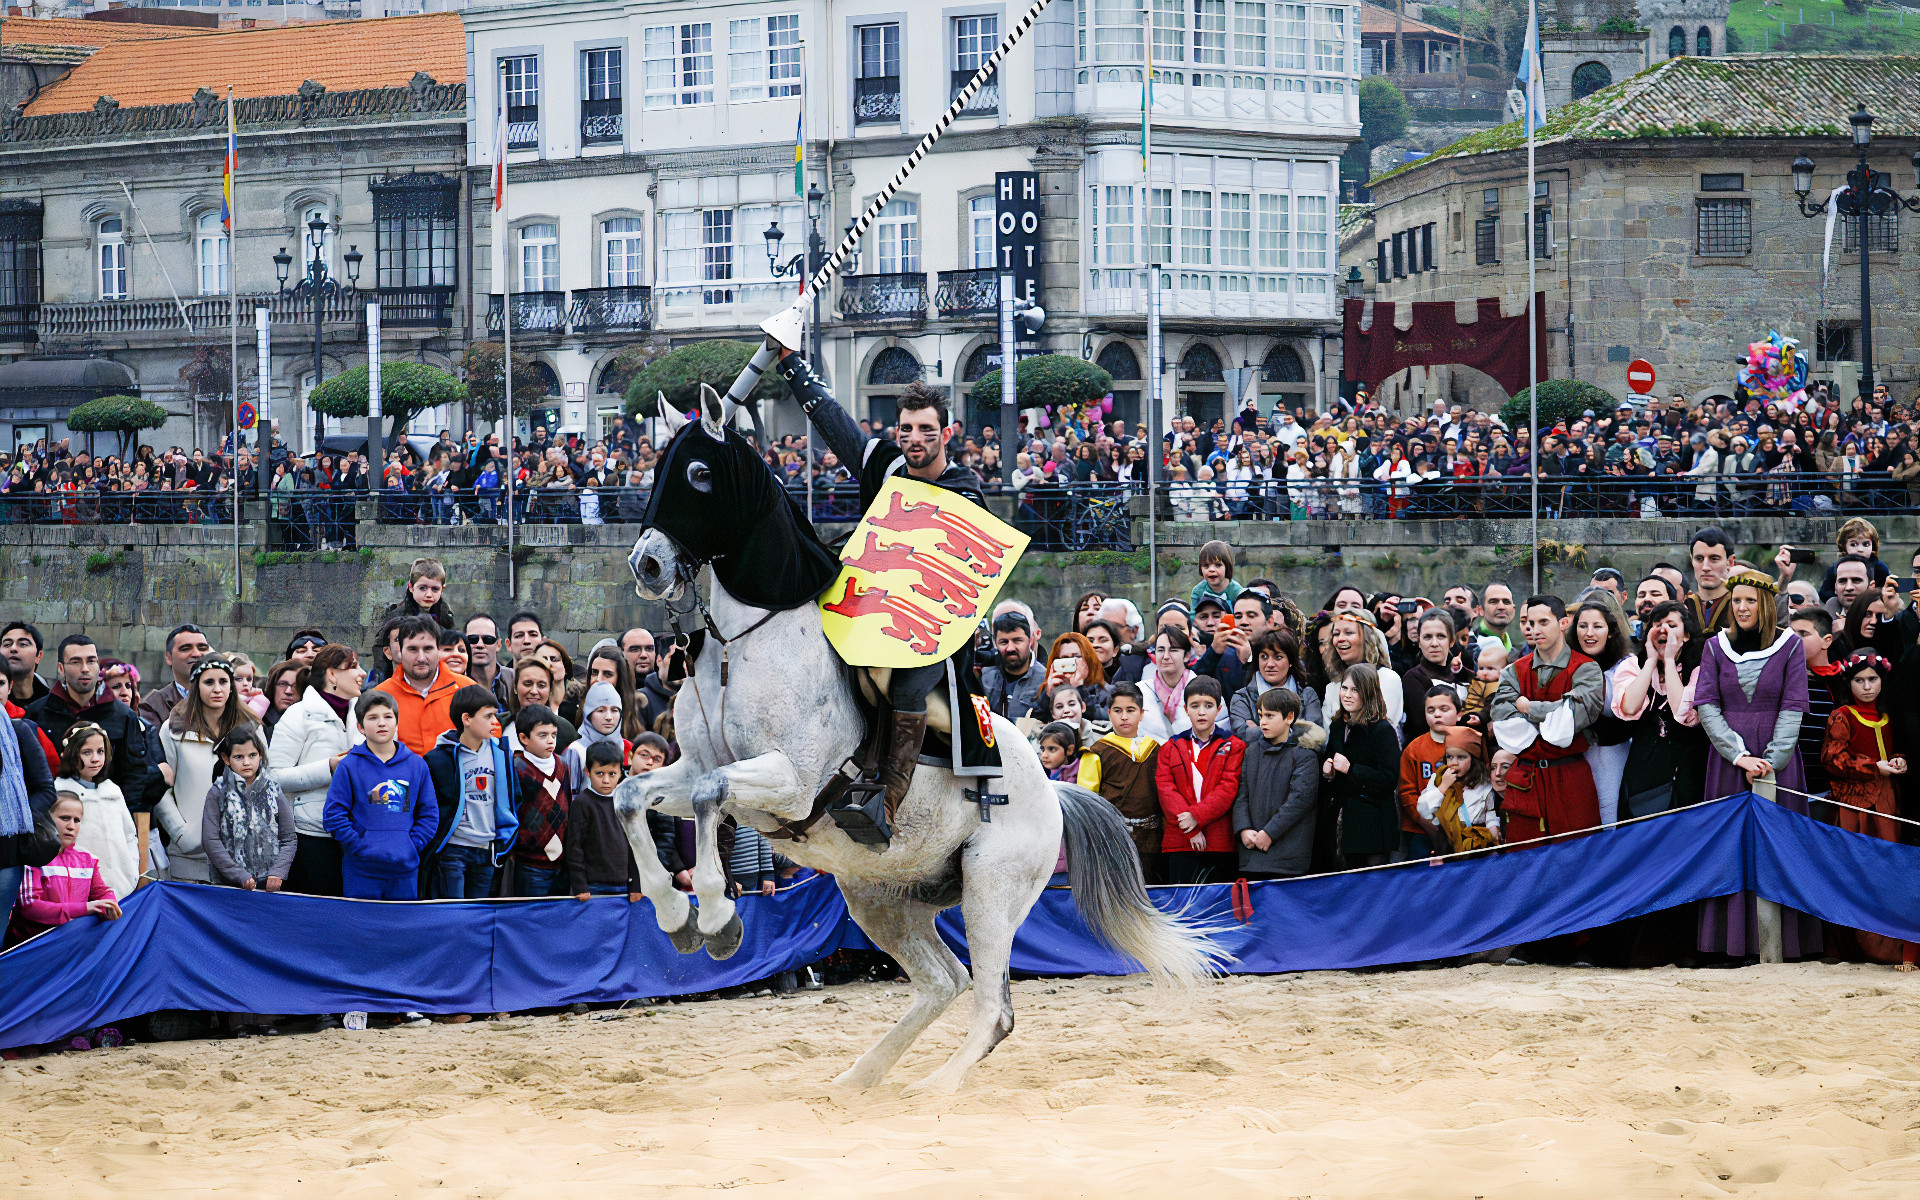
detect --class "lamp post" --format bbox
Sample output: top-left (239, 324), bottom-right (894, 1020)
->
top-left (762, 182), bottom-right (827, 369)
top-left (274, 215), bottom-right (361, 455)
top-left (1789, 104), bottom-right (1920, 406)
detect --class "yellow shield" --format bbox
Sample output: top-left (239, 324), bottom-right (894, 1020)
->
top-left (817, 476), bottom-right (1029, 668)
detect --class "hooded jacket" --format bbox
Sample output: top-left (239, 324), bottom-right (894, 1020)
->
top-left (321, 740), bottom-right (437, 877)
top-left (267, 686), bottom-right (363, 839)
top-left (562, 680), bottom-right (628, 790)
top-left (1231, 728), bottom-right (1321, 876)
top-left (54, 774), bottom-right (138, 900)
top-left (423, 729), bottom-right (521, 863)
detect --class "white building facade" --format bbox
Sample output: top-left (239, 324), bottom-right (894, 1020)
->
top-left (464, 0), bottom-right (1358, 443)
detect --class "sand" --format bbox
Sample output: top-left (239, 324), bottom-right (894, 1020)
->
top-left (4, 963), bottom-right (1919, 1198)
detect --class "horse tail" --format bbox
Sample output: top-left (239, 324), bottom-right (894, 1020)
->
top-left (1053, 783), bottom-right (1232, 986)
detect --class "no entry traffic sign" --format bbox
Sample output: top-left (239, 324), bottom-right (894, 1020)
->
top-left (1627, 359), bottom-right (1657, 395)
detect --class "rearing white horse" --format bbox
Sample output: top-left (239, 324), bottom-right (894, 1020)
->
top-left (611, 385), bottom-right (1223, 1094)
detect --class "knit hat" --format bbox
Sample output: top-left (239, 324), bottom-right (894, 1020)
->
top-left (582, 680), bottom-right (622, 719)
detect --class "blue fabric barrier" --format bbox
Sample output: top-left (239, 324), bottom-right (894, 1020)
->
top-left (1, 793), bottom-right (1916, 1048)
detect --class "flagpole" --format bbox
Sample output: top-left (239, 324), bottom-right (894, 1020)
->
top-left (799, 39), bottom-right (812, 528)
top-left (227, 85), bottom-right (240, 596)
top-left (1144, 0), bottom-right (1159, 617)
top-left (1525, 0), bottom-right (1540, 594)
top-left (498, 61), bottom-right (517, 602)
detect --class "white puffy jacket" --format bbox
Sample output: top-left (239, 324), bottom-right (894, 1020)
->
top-left (154, 723), bottom-right (219, 882)
top-left (268, 687), bottom-right (362, 838)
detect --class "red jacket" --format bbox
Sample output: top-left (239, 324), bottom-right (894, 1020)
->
top-left (1153, 728), bottom-right (1245, 854)
top-left (4, 700), bottom-right (57, 769)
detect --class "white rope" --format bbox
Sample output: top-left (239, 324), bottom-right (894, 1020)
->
top-left (1771, 783), bottom-right (1920, 830)
top-left (803, 0), bottom-right (1057, 298)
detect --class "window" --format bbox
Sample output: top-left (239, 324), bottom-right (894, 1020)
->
top-left (703, 209), bottom-right (733, 303)
top-left (1668, 25), bottom-right (1686, 58)
top-left (1180, 189), bottom-right (1212, 264)
top-left (1262, 343), bottom-right (1305, 382)
top-left (502, 56), bottom-right (538, 149)
top-left (1696, 26), bottom-right (1711, 56)
top-left (1312, 6), bottom-right (1345, 72)
top-left (1390, 231), bottom-right (1404, 277)
top-left (1571, 61), bottom-right (1611, 100)
top-left (1816, 321), bottom-right (1855, 363)
top-left (1153, 0), bottom-right (1185, 61)
top-left (729, 14), bottom-right (801, 102)
top-left (1845, 212), bottom-right (1898, 254)
top-left (854, 24), bottom-right (901, 125)
top-left (1147, 187), bottom-right (1173, 263)
top-left (196, 211), bottom-right (229, 295)
top-left (1101, 186), bottom-right (1135, 265)
top-left (1474, 216), bottom-right (1498, 264)
top-left (604, 217), bottom-right (645, 286)
top-left (1533, 207), bottom-right (1551, 258)
top-left (1376, 239), bottom-right (1387, 282)
top-left (1232, 2), bottom-right (1266, 66)
top-left (98, 217), bottom-right (128, 300)
top-left (1218, 191), bottom-right (1250, 266)
top-left (1193, 0), bottom-right (1227, 64)
top-left (872, 199), bottom-right (919, 274)
top-left (644, 23), bottom-right (713, 108)
top-left (970, 194), bottom-right (997, 267)
top-left (1296, 193), bottom-right (1326, 267)
top-left (1695, 198), bottom-right (1750, 255)
top-left (371, 175), bottom-right (458, 289)
top-left (1700, 173), bottom-right (1744, 191)
top-left (1091, 0), bottom-right (1145, 62)
top-left (519, 223), bottom-right (558, 291)
top-left (0, 202), bottom-right (41, 312)
top-left (1421, 222), bottom-right (1435, 269)
top-left (582, 48), bottom-right (622, 145)
top-left (1276, 3), bottom-right (1307, 69)
top-left (954, 15), bottom-right (1000, 112)
top-left (1258, 193), bottom-right (1288, 267)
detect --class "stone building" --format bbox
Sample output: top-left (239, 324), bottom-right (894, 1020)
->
top-left (463, 0), bottom-right (1359, 444)
top-left (1349, 53), bottom-right (1920, 411)
top-left (1540, 0), bottom-right (1729, 108)
top-left (0, 13), bottom-right (470, 454)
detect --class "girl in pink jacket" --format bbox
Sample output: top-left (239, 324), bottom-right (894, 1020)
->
top-left (9, 794), bottom-right (121, 946)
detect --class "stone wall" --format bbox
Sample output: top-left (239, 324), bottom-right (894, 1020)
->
top-left (1, 510), bottom-right (1886, 679)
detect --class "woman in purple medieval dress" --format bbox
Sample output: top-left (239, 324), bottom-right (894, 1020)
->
top-left (1690, 570), bottom-right (1819, 963)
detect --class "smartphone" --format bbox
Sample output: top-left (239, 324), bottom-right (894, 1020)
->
top-left (1395, 599), bottom-right (1420, 615)
top-left (1894, 577), bottom-right (1919, 593)
top-left (1787, 547), bottom-right (1819, 565)
top-left (1218, 614), bottom-right (1237, 631)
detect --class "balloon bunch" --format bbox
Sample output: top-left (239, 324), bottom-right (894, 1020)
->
top-left (1737, 331), bottom-right (1809, 410)
top-left (1033, 394), bottom-right (1115, 433)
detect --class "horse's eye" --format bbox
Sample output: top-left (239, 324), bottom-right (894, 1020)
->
top-left (686, 461), bottom-right (713, 493)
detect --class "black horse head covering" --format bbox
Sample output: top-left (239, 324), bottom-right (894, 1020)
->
top-left (641, 413), bottom-right (841, 611)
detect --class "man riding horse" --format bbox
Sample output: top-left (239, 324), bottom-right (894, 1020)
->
top-left (776, 351), bottom-right (984, 846)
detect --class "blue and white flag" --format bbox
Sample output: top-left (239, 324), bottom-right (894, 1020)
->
top-left (1515, 2), bottom-right (1545, 135)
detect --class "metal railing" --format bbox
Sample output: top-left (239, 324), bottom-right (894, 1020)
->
top-left (580, 98), bottom-right (623, 145)
top-left (951, 67), bottom-right (999, 113)
top-left (0, 303), bottom-right (36, 343)
top-left (934, 268), bottom-right (997, 317)
top-left (487, 291), bottom-right (566, 335)
top-left (839, 272), bottom-right (927, 323)
top-left (39, 292), bottom-right (365, 337)
top-left (374, 285), bottom-right (455, 328)
top-left (853, 75), bottom-right (900, 124)
top-left (0, 488), bottom-right (240, 526)
top-left (568, 286), bottom-right (653, 335)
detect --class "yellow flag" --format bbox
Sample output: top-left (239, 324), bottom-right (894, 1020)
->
top-left (818, 476), bottom-right (1029, 669)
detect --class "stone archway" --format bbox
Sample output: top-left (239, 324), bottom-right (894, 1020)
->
top-left (1572, 61), bottom-right (1612, 101)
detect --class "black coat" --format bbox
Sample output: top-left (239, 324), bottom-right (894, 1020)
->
top-left (1232, 731), bottom-right (1320, 875)
top-left (1322, 718), bottom-right (1400, 857)
top-left (24, 688), bottom-right (151, 806)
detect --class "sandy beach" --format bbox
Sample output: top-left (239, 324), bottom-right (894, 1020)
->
top-left (4, 963), bottom-right (1918, 1198)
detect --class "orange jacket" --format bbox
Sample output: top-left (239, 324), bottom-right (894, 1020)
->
top-left (374, 667), bottom-right (477, 757)
top-left (1397, 734), bottom-right (1448, 834)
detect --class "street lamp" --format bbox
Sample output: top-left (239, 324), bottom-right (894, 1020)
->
top-left (760, 182), bottom-right (828, 370)
top-left (275, 214), bottom-right (361, 454)
top-left (1346, 264), bottom-right (1364, 299)
top-left (1789, 104), bottom-right (1920, 405)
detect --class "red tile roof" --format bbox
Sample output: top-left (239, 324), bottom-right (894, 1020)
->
top-left (1, 14), bottom-right (206, 49)
top-left (25, 12), bottom-right (464, 115)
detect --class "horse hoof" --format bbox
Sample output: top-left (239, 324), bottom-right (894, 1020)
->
top-left (665, 911), bottom-right (706, 955)
top-left (704, 913), bottom-right (746, 961)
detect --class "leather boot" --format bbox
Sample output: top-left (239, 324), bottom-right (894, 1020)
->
top-left (878, 709), bottom-right (929, 822)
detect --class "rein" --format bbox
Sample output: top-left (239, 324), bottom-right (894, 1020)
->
top-left (663, 560), bottom-right (785, 771)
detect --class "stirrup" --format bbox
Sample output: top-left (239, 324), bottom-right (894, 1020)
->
top-left (826, 776), bottom-right (891, 846)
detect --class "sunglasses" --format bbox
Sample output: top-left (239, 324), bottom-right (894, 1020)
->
top-left (287, 636), bottom-right (325, 651)
top-left (466, 633), bottom-right (500, 645)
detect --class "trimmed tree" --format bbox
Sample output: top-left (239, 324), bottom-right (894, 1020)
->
top-left (1500, 379), bottom-right (1618, 432)
top-left (308, 362), bottom-right (467, 452)
top-left (66, 394), bottom-right (168, 457)
top-left (623, 338), bottom-right (785, 443)
top-left (970, 354), bottom-right (1114, 416)
top-left (458, 342), bottom-right (548, 424)
top-left (597, 341), bottom-right (665, 400)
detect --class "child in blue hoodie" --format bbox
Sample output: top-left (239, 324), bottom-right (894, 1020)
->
top-left (323, 690), bottom-right (437, 900)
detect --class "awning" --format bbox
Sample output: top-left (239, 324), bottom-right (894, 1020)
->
top-left (0, 357), bottom-right (138, 421)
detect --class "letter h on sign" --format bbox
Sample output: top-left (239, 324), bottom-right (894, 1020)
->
top-left (995, 171), bottom-right (1041, 308)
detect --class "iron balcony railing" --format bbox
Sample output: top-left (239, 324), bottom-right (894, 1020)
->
top-left (951, 67), bottom-right (999, 113)
top-left (581, 98), bottom-right (623, 145)
top-left (374, 285), bottom-right (455, 328)
top-left (0, 303), bottom-right (36, 343)
top-left (487, 291), bottom-right (566, 335)
top-left (38, 292), bottom-right (363, 337)
top-left (839, 272), bottom-right (926, 323)
top-left (853, 75), bottom-right (900, 124)
top-left (507, 105), bottom-right (539, 150)
top-left (934, 268), bottom-right (997, 317)
top-left (567, 286), bottom-right (653, 334)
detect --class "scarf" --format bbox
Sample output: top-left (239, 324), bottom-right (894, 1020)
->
top-left (1148, 669), bottom-right (1194, 722)
top-left (319, 690), bottom-right (352, 722)
top-left (0, 715), bottom-right (29, 838)
top-left (218, 770), bottom-right (286, 883)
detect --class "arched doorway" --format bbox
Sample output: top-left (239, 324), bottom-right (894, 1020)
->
top-left (960, 342), bottom-right (1001, 437)
top-left (1572, 61), bottom-right (1612, 101)
top-left (1696, 26), bottom-right (1712, 56)
top-left (522, 360), bottom-right (564, 444)
top-left (1668, 26), bottom-right (1686, 58)
top-left (1259, 342), bottom-right (1311, 417)
top-left (1177, 342), bottom-right (1224, 432)
top-left (1094, 340), bottom-right (1142, 433)
top-left (863, 344), bottom-right (923, 430)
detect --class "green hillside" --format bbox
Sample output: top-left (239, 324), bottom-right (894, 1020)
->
top-left (1727, 0), bottom-right (1920, 53)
